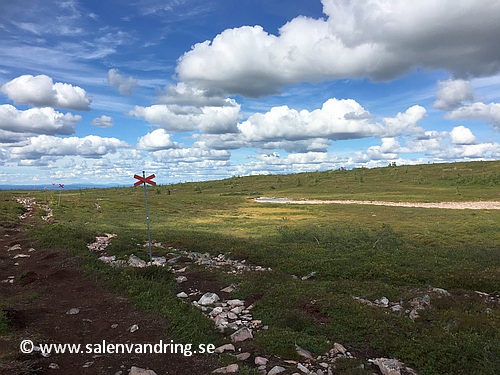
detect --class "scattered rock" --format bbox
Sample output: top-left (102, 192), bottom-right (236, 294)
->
top-left (375, 296), bottom-right (390, 307)
top-left (198, 292), bottom-right (220, 306)
top-left (214, 343), bottom-right (235, 353)
top-left (297, 362), bottom-right (313, 374)
top-left (255, 356), bottom-right (268, 366)
top-left (301, 271), bottom-right (317, 280)
top-left (129, 324), bottom-right (139, 333)
top-left (13, 253), bottom-right (30, 259)
top-left (176, 292), bottom-right (188, 298)
top-left (295, 344), bottom-right (314, 360)
top-left (230, 327), bottom-right (253, 342)
top-left (227, 299), bottom-right (244, 307)
top-left (221, 284), bottom-right (236, 293)
top-left (176, 276), bottom-right (188, 283)
top-left (236, 352), bottom-right (251, 361)
top-left (129, 366), bottom-right (158, 375)
top-left (48, 363), bottom-right (60, 369)
top-left (66, 308), bottom-right (80, 315)
top-left (332, 342), bottom-right (347, 356)
top-left (212, 364), bottom-right (239, 373)
top-left (82, 361), bottom-right (94, 368)
top-left (369, 357), bottom-right (418, 375)
top-left (7, 244), bottom-right (22, 251)
top-left (431, 287), bottom-right (451, 297)
top-left (128, 254), bottom-right (147, 268)
top-left (267, 365), bottom-right (286, 375)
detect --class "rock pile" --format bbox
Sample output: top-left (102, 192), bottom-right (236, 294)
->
top-left (15, 197), bottom-right (53, 221)
top-left (353, 286), bottom-right (453, 321)
top-left (179, 249), bottom-right (272, 273)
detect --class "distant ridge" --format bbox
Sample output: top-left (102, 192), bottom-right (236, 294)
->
top-left (0, 183), bottom-right (124, 191)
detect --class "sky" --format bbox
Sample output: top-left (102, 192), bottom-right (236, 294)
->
top-left (1, 0), bottom-right (499, 186)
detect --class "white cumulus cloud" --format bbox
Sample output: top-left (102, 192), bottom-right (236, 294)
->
top-left (1, 74), bottom-right (91, 110)
top-left (91, 115), bottom-right (113, 128)
top-left (137, 129), bottom-right (179, 151)
top-left (450, 126), bottom-right (477, 145)
top-left (0, 104), bottom-right (80, 135)
top-left (176, 0), bottom-right (500, 97)
top-left (10, 135), bottom-right (128, 160)
top-left (129, 100), bottom-right (241, 134)
top-left (434, 79), bottom-right (474, 110)
top-left (446, 102), bottom-right (500, 131)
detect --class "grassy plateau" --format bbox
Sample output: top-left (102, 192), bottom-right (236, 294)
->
top-left (2, 160), bottom-right (500, 374)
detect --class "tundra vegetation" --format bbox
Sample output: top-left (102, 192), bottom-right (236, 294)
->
top-left (2, 160), bottom-right (499, 374)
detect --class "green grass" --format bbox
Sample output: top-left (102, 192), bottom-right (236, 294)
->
top-left (2, 160), bottom-right (499, 375)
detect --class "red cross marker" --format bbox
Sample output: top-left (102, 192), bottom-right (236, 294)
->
top-left (134, 173), bottom-right (156, 187)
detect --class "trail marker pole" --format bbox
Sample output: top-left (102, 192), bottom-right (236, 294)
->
top-left (134, 172), bottom-right (156, 265)
top-left (58, 184), bottom-right (64, 206)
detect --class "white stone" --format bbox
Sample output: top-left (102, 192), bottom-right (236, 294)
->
top-left (129, 366), bottom-right (158, 375)
top-left (230, 306), bottom-right (244, 314)
top-left (128, 254), bottom-right (147, 268)
top-left (221, 284), bottom-right (236, 293)
top-left (129, 324), bottom-right (139, 333)
top-left (227, 299), bottom-right (244, 307)
top-left (176, 292), bottom-right (188, 298)
top-left (267, 366), bottom-right (286, 375)
top-left (198, 292), bottom-right (220, 305)
top-left (212, 364), bottom-right (239, 373)
top-left (230, 327), bottom-right (253, 342)
top-left (332, 342), bottom-right (347, 355)
top-left (7, 244), bottom-right (21, 251)
top-left (370, 358), bottom-right (406, 375)
top-left (66, 308), bottom-right (80, 315)
top-left (236, 352), bottom-right (251, 361)
top-left (297, 363), bottom-right (312, 374)
top-left (214, 343), bottom-right (235, 353)
top-left (295, 344), bottom-right (314, 360)
top-left (175, 276), bottom-right (188, 283)
top-left (255, 356), bottom-right (268, 366)
top-left (432, 287), bottom-right (451, 297)
top-left (13, 254), bottom-right (30, 259)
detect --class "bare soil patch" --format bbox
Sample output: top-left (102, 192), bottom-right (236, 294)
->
top-left (0, 209), bottom-right (219, 374)
top-left (254, 197), bottom-right (500, 210)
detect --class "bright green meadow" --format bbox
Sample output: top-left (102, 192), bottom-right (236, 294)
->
top-left (2, 160), bottom-right (500, 375)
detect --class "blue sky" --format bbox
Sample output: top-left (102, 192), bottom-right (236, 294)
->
top-left (1, 0), bottom-right (499, 186)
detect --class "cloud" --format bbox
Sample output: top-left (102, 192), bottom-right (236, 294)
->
top-left (10, 135), bottom-right (128, 160)
top-left (158, 83), bottom-right (230, 107)
top-left (176, 0), bottom-right (500, 97)
top-left (434, 79), bottom-right (474, 110)
top-left (91, 115), bottom-right (114, 128)
top-left (150, 145), bottom-right (230, 164)
top-left (107, 69), bottom-right (138, 95)
top-left (450, 126), bottom-right (477, 145)
top-left (1, 75), bottom-right (91, 110)
top-left (129, 100), bottom-right (241, 134)
top-left (238, 99), bottom-right (380, 143)
top-left (0, 105), bottom-right (80, 135)
top-left (446, 102), bottom-right (500, 130)
top-left (137, 129), bottom-right (180, 150)
top-left (237, 99), bottom-right (425, 148)
top-left (381, 105), bottom-right (427, 136)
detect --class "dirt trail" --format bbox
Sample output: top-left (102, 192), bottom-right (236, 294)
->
top-left (254, 197), bottom-right (500, 210)
top-left (0, 201), bottom-right (218, 374)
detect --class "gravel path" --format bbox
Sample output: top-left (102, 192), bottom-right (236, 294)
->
top-left (254, 197), bottom-right (500, 210)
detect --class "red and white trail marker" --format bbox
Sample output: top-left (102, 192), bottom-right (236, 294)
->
top-left (133, 171), bottom-right (156, 264)
top-left (133, 173), bottom-right (156, 187)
